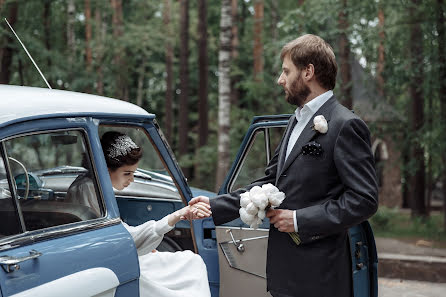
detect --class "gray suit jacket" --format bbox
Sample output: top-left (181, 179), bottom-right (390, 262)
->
top-left (210, 96), bottom-right (378, 297)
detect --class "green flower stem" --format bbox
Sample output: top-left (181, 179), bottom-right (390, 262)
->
top-left (288, 232), bottom-right (301, 245)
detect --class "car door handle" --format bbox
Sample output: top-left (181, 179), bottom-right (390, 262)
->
top-left (0, 250), bottom-right (42, 273)
top-left (226, 229), bottom-right (245, 253)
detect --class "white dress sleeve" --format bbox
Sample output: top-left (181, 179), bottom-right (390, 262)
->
top-left (122, 216), bottom-right (174, 256)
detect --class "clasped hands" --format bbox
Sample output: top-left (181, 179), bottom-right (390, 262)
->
top-left (187, 196), bottom-right (295, 232)
top-left (180, 196), bottom-right (212, 221)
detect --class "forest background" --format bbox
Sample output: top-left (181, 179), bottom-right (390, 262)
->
top-left (1, 0), bottom-right (445, 234)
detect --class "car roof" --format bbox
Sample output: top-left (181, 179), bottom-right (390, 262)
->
top-left (0, 85), bottom-right (154, 126)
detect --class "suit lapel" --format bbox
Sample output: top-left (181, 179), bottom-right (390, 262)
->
top-left (277, 115), bottom-right (297, 178)
top-left (279, 96), bottom-right (337, 176)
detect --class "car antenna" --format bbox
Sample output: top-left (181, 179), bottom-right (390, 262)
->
top-left (4, 18), bottom-right (52, 89)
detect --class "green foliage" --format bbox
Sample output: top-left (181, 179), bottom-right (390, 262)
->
top-left (1, 0), bottom-right (446, 206)
top-left (371, 207), bottom-right (446, 242)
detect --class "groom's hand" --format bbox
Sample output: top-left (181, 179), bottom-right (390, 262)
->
top-left (266, 209), bottom-right (295, 232)
top-left (189, 195), bottom-right (210, 207)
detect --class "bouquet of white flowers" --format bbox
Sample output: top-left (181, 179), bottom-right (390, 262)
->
top-left (239, 183), bottom-right (286, 229)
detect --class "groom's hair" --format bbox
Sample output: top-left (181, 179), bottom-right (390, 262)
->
top-left (280, 34), bottom-right (337, 90)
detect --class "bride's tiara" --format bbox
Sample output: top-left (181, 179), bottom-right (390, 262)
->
top-left (108, 135), bottom-right (139, 159)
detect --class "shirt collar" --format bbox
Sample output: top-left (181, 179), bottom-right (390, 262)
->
top-left (294, 90), bottom-right (333, 121)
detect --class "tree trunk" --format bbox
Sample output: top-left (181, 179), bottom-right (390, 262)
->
top-left (437, 0), bottom-right (446, 229)
top-left (270, 0), bottom-right (278, 43)
top-left (215, 0), bottom-right (232, 191)
top-left (163, 0), bottom-right (173, 143)
top-left (85, 0), bottom-right (92, 92)
top-left (338, 0), bottom-right (352, 109)
top-left (43, 0), bottom-right (53, 87)
top-left (408, 0), bottom-right (426, 217)
top-left (179, 0), bottom-right (190, 175)
top-left (0, 2), bottom-right (18, 84)
top-left (195, 0), bottom-right (209, 186)
top-left (110, 0), bottom-right (127, 100)
top-left (67, 0), bottom-right (75, 87)
top-left (253, 0), bottom-right (263, 82)
top-left (377, 1), bottom-right (385, 97)
top-left (95, 7), bottom-right (105, 95)
top-left (197, 0), bottom-right (208, 148)
top-left (136, 63), bottom-right (145, 107)
top-left (240, 0), bottom-right (247, 39)
top-left (230, 0), bottom-right (240, 106)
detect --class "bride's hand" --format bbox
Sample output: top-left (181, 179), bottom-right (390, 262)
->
top-left (180, 202), bottom-right (212, 220)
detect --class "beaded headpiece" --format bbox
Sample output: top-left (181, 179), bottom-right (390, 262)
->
top-left (107, 135), bottom-right (139, 159)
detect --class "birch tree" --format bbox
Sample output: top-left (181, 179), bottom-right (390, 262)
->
top-left (215, 0), bottom-right (232, 190)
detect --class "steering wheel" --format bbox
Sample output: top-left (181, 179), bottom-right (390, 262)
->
top-left (8, 157), bottom-right (30, 200)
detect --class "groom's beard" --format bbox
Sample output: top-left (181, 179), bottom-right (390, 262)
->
top-left (286, 76), bottom-right (311, 107)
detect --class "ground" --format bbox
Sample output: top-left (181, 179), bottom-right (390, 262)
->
top-left (378, 278), bottom-right (446, 297)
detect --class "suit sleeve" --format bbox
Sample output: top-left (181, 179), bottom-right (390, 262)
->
top-left (295, 118), bottom-right (378, 243)
top-left (210, 134), bottom-right (283, 226)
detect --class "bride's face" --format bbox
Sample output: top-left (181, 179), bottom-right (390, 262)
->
top-left (108, 163), bottom-right (139, 190)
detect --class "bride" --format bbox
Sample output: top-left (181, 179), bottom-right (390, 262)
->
top-left (67, 131), bottom-right (212, 297)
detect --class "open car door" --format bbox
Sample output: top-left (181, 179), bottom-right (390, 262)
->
top-left (216, 115), bottom-right (378, 297)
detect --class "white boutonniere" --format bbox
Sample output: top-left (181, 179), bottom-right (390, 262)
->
top-left (239, 183), bottom-right (286, 229)
top-left (312, 115), bottom-right (328, 134)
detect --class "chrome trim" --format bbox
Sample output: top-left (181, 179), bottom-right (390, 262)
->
top-left (226, 229), bottom-right (245, 252)
top-left (0, 249), bottom-right (42, 273)
top-left (265, 128), bottom-right (271, 164)
top-left (0, 217), bottom-right (121, 252)
top-left (115, 196), bottom-right (182, 203)
top-left (215, 226), bottom-right (269, 232)
top-left (221, 235), bottom-right (269, 245)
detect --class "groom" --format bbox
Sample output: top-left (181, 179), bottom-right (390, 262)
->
top-left (190, 34), bottom-right (378, 297)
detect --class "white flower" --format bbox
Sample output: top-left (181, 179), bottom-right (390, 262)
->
top-left (245, 202), bottom-right (259, 215)
top-left (240, 192), bottom-right (251, 208)
top-left (239, 184), bottom-right (286, 228)
top-left (249, 186), bottom-right (269, 210)
top-left (250, 217), bottom-right (263, 229)
top-left (262, 183), bottom-right (279, 195)
top-left (269, 191), bottom-right (286, 208)
top-left (239, 208), bottom-right (256, 224)
top-left (313, 115), bottom-right (328, 134)
top-left (258, 209), bottom-right (266, 220)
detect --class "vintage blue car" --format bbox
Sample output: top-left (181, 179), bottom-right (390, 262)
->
top-left (0, 84), bottom-right (377, 297)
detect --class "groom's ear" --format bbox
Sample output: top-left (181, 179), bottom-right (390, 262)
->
top-left (303, 64), bottom-right (315, 82)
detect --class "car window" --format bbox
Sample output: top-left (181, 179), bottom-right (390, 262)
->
top-left (99, 126), bottom-right (181, 200)
top-left (230, 126), bottom-right (285, 192)
top-left (4, 130), bottom-right (103, 232)
top-left (0, 154), bottom-right (22, 238)
top-left (231, 129), bottom-right (268, 191)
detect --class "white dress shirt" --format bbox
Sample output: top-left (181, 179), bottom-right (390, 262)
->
top-left (286, 90), bottom-right (333, 232)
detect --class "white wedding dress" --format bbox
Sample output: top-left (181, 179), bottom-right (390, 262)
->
top-left (123, 218), bottom-right (211, 297)
top-left (66, 176), bottom-right (211, 297)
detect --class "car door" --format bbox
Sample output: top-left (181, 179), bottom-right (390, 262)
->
top-left (0, 118), bottom-right (139, 297)
top-left (216, 115), bottom-right (378, 297)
